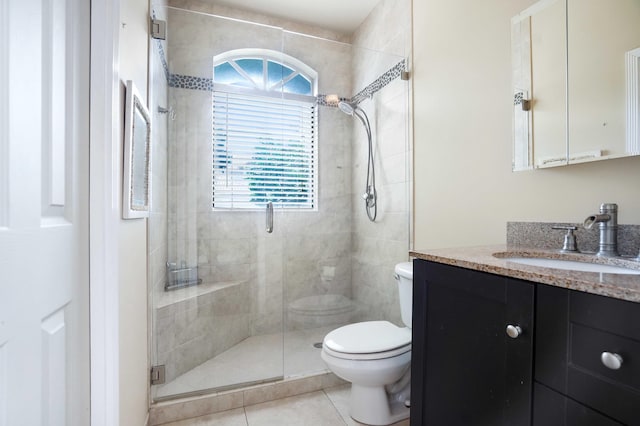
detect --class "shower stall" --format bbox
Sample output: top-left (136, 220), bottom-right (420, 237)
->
top-left (148, 1), bottom-right (411, 402)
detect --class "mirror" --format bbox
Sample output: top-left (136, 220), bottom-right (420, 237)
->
top-left (511, 0), bottom-right (640, 171)
top-left (123, 80), bottom-right (152, 219)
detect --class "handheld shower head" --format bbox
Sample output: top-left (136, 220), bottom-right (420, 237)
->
top-left (338, 100), bottom-right (356, 115)
top-left (336, 99), bottom-right (377, 222)
top-left (338, 100), bottom-right (368, 129)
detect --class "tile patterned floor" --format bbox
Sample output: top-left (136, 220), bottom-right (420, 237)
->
top-left (160, 384), bottom-right (411, 426)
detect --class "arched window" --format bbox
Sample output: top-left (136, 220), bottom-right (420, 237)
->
top-left (212, 49), bottom-right (318, 210)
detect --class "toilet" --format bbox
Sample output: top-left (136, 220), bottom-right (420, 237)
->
top-left (321, 262), bottom-right (413, 425)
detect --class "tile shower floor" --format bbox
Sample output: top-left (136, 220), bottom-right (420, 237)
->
top-left (159, 384), bottom-right (411, 426)
top-left (155, 326), bottom-right (338, 399)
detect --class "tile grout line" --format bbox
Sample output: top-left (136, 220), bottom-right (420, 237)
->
top-left (322, 388), bottom-right (350, 426)
top-left (242, 405), bottom-right (249, 426)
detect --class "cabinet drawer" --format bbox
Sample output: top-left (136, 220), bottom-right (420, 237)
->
top-left (533, 383), bottom-right (623, 426)
top-left (568, 323), bottom-right (640, 425)
top-left (571, 290), bottom-right (640, 342)
top-left (570, 322), bottom-right (640, 392)
top-left (569, 290), bottom-right (640, 426)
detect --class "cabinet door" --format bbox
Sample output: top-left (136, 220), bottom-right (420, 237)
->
top-left (411, 260), bottom-right (534, 426)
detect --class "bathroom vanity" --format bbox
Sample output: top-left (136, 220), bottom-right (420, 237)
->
top-left (409, 246), bottom-right (640, 426)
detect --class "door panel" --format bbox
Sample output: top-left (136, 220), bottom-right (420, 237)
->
top-left (0, 0), bottom-right (90, 425)
top-left (0, 0), bottom-right (7, 231)
top-left (150, 9), bottom-right (286, 400)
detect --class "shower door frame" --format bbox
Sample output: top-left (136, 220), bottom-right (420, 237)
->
top-left (150, 8), bottom-right (291, 401)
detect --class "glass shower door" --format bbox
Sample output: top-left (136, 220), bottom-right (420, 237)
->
top-left (152, 210), bottom-right (285, 400)
top-left (150, 7), bottom-right (285, 401)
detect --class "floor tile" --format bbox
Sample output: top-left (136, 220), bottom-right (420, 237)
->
top-left (160, 408), bottom-right (248, 426)
top-left (244, 391), bottom-right (346, 426)
top-left (323, 384), bottom-right (353, 424)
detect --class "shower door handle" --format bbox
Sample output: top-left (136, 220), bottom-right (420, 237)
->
top-left (266, 201), bottom-right (273, 233)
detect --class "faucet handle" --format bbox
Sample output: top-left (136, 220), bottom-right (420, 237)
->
top-left (552, 226), bottom-right (579, 253)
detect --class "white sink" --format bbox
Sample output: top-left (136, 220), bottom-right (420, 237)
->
top-left (503, 257), bottom-right (640, 275)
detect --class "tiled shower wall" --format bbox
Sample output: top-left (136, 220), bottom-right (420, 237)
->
top-left (151, 0), bottom-right (411, 386)
top-left (350, 0), bottom-right (412, 326)
top-left (165, 5), bottom-right (354, 342)
top-left (279, 31), bottom-right (355, 331)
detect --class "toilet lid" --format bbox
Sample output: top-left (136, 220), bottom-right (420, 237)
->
top-left (323, 321), bottom-right (411, 354)
top-left (395, 262), bottom-right (413, 280)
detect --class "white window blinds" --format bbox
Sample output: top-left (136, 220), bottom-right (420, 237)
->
top-left (212, 90), bottom-right (317, 210)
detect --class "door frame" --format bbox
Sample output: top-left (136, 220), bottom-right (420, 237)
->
top-left (89, 0), bottom-right (122, 424)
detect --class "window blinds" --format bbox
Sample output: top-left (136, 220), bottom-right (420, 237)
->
top-left (212, 90), bottom-right (317, 210)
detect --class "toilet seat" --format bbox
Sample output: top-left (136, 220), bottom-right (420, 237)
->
top-left (323, 343), bottom-right (411, 360)
top-left (323, 321), bottom-right (411, 360)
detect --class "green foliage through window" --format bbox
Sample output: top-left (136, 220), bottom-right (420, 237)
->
top-left (211, 51), bottom-right (317, 210)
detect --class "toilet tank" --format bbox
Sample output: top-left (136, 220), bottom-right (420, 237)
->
top-left (394, 262), bottom-right (413, 328)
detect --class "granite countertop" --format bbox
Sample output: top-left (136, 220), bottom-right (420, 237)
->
top-left (410, 245), bottom-right (640, 303)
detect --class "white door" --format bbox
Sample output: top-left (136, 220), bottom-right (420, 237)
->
top-left (0, 0), bottom-right (90, 425)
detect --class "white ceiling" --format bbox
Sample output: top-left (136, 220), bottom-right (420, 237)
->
top-left (211, 0), bottom-right (381, 34)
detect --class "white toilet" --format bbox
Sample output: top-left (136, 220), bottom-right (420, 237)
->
top-left (321, 262), bottom-right (413, 425)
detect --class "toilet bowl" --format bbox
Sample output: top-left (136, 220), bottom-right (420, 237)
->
top-left (321, 262), bottom-right (413, 426)
top-left (288, 294), bottom-right (354, 330)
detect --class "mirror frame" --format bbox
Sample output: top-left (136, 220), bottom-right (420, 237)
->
top-left (122, 80), bottom-right (152, 219)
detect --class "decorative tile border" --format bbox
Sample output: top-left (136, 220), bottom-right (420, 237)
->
top-left (513, 91), bottom-right (525, 106)
top-left (351, 59), bottom-right (407, 105)
top-left (155, 35), bottom-right (407, 104)
top-left (317, 59), bottom-right (407, 108)
top-left (151, 15), bottom-right (214, 93)
top-left (152, 9), bottom-right (170, 82)
top-left (154, 35), bottom-right (214, 91)
top-left (169, 73), bottom-right (213, 91)
top-left (157, 40), bottom-right (170, 82)
top-left (315, 95), bottom-right (349, 108)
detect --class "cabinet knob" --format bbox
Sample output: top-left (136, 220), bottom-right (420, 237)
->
top-left (506, 325), bottom-right (522, 339)
top-left (601, 352), bottom-right (623, 370)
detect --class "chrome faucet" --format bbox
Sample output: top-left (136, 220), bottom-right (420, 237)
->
top-left (584, 203), bottom-right (618, 257)
top-left (551, 225), bottom-right (579, 253)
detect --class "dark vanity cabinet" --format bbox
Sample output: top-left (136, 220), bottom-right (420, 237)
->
top-left (411, 259), bottom-right (640, 426)
top-left (534, 285), bottom-right (640, 426)
top-left (411, 260), bottom-right (535, 426)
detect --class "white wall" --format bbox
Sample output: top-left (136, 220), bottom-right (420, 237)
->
top-left (118, 0), bottom-right (150, 423)
top-left (412, 0), bottom-right (640, 250)
top-left (350, 0), bottom-right (412, 325)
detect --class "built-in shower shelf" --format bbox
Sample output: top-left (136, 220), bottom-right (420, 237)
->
top-left (155, 280), bottom-right (245, 310)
